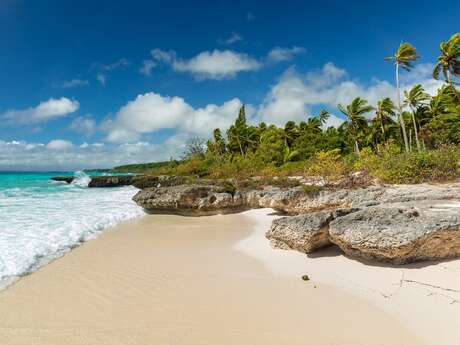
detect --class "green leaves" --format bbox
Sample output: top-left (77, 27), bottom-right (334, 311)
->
top-left (404, 84), bottom-right (430, 108)
top-left (385, 42), bottom-right (419, 71)
top-left (433, 33), bottom-right (460, 82)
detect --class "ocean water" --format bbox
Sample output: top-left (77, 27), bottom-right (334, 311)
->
top-left (0, 171), bottom-right (144, 289)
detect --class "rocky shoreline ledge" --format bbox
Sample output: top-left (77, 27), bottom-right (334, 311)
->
top-left (51, 174), bottom-right (460, 264)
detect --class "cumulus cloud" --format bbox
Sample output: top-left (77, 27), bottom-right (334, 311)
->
top-left (0, 140), bottom-right (178, 170)
top-left (267, 46), bottom-right (306, 63)
top-left (1, 97), bottom-right (79, 125)
top-left (46, 139), bottom-right (74, 150)
top-left (105, 92), bottom-right (243, 142)
top-left (257, 62), bottom-right (444, 126)
top-left (150, 47), bottom-right (306, 80)
top-left (151, 49), bottom-right (261, 80)
top-left (61, 79), bottom-right (89, 88)
top-left (69, 115), bottom-right (96, 136)
top-left (139, 59), bottom-right (156, 76)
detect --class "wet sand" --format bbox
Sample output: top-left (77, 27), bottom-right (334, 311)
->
top-left (0, 212), bottom-right (419, 345)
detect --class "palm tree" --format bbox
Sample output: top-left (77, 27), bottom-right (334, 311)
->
top-left (404, 84), bottom-right (430, 151)
top-left (374, 97), bottom-right (396, 137)
top-left (433, 33), bottom-right (460, 84)
top-left (305, 117), bottom-right (322, 133)
top-left (227, 105), bottom-right (248, 155)
top-left (338, 97), bottom-right (374, 154)
top-left (283, 121), bottom-right (299, 147)
top-left (318, 109), bottom-right (330, 126)
top-left (385, 42), bottom-right (419, 152)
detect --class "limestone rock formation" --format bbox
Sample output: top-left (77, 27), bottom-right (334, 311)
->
top-left (51, 175), bottom-right (183, 189)
top-left (132, 184), bottom-right (251, 216)
top-left (329, 201), bottom-right (460, 264)
top-left (267, 208), bottom-right (359, 253)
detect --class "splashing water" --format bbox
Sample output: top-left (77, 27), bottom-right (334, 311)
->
top-left (0, 171), bottom-right (145, 289)
top-left (71, 171), bottom-right (91, 188)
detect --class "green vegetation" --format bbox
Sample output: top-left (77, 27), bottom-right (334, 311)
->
top-left (111, 161), bottom-right (172, 173)
top-left (116, 34), bottom-right (460, 185)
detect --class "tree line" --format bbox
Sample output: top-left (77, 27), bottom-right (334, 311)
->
top-left (202, 33), bottom-right (460, 165)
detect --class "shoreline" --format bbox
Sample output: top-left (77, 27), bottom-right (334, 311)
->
top-left (237, 208), bottom-right (460, 345)
top-left (0, 212), bottom-right (420, 345)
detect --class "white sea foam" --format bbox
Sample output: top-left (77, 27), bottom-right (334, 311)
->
top-left (0, 176), bottom-right (145, 289)
top-left (71, 170), bottom-right (91, 187)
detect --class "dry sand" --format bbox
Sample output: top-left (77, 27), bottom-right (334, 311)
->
top-left (238, 208), bottom-right (460, 345)
top-left (0, 212), bottom-right (420, 345)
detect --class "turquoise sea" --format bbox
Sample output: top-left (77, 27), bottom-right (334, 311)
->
top-left (0, 171), bottom-right (144, 289)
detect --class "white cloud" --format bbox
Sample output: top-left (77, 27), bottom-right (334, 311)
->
top-left (94, 58), bottom-right (129, 85)
top-left (139, 59), bottom-right (156, 76)
top-left (46, 139), bottom-right (74, 150)
top-left (0, 140), bottom-right (177, 170)
top-left (400, 63), bottom-right (434, 84)
top-left (99, 58), bottom-right (129, 71)
top-left (105, 92), bottom-right (244, 143)
top-left (96, 73), bottom-right (106, 86)
top-left (219, 32), bottom-right (243, 45)
top-left (267, 46), bottom-right (306, 63)
top-left (69, 115), bottom-right (96, 136)
top-left (257, 62), bottom-right (444, 126)
top-left (61, 79), bottom-right (89, 88)
top-left (150, 47), bottom-right (307, 80)
top-left (151, 49), bottom-right (261, 80)
top-left (1, 98), bottom-right (79, 125)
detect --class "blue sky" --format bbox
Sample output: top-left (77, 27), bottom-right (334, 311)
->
top-left (0, 0), bottom-right (459, 170)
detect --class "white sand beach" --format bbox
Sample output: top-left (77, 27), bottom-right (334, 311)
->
top-left (239, 208), bottom-right (460, 345)
top-left (0, 211), bottom-right (423, 345)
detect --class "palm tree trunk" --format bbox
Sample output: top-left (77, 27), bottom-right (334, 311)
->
top-left (354, 140), bottom-right (360, 155)
top-left (236, 136), bottom-right (244, 155)
top-left (409, 129), bottom-right (412, 148)
top-left (396, 64), bottom-right (410, 152)
top-left (410, 106), bottom-right (421, 151)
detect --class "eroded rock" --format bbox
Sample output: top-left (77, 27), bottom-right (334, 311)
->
top-left (132, 184), bottom-right (250, 216)
top-left (329, 201), bottom-right (460, 264)
top-left (266, 208), bottom-right (359, 253)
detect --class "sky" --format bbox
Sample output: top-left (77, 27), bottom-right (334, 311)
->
top-left (0, 0), bottom-right (459, 170)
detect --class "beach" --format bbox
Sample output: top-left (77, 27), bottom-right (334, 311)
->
top-left (0, 211), bottom-right (423, 345)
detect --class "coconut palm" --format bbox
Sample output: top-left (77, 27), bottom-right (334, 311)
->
top-left (318, 109), bottom-right (330, 126)
top-left (385, 42), bottom-right (419, 152)
top-left (374, 97), bottom-right (396, 136)
top-left (338, 97), bottom-right (374, 154)
top-left (404, 84), bottom-right (430, 151)
top-left (305, 117), bottom-right (322, 134)
top-left (433, 33), bottom-right (460, 84)
top-left (283, 121), bottom-right (299, 147)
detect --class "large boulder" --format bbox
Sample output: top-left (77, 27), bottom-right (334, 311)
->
top-left (132, 184), bottom-right (250, 216)
top-left (266, 208), bottom-right (359, 253)
top-left (329, 201), bottom-right (460, 264)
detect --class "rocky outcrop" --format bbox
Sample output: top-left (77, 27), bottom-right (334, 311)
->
top-left (51, 176), bottom-right (75, 184)
top-left (272, 183), bottom-right (460, 215)
top-left (51, 175), bottom-right (184, 189)
top-left (133, 184), bottom-right (252, 216)
top-left (329, 201), bottom-right (460, 264)
top-left (266, 208), bottom-right (359, 253)
top-left (264, 183), bottom-right (460, 264)
top-left (128, 178), bottom-right (460, 264)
